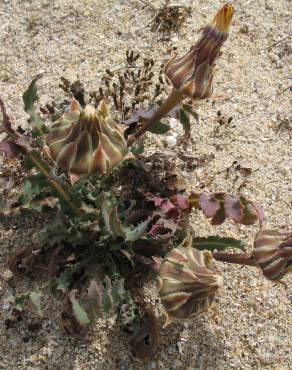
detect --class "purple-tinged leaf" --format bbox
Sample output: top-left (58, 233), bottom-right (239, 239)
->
top-left (0, 139), bottom-right (23, 158)
top-left (189, 192), bottom-right (263, 226)
top-left (170, 194), bottom-right (189, 210)
top-left (0, 97), bottom-right (18, 138)
top-left (239, 197), bottom-right (259, 225)
top-left (199, 193), bottom-right (220, 218)
top-left (211, 193), bottom-right (226, 225)
top-left (149, 219), bottom-right (177, 239)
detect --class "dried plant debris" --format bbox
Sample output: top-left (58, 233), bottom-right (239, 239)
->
top-left (59, 77), bottom-right (86, 107)
top-left (129, 306), bottom-right (161, 361)
top-left (90, 51), bottom-right (167, 120)
top-left (141, 0), bottom-right (191, 34)
top-left (213, 110), bottom-right (235, 136)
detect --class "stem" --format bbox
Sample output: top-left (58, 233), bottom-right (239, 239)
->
top-left (29, 152), bottom-right (81, 217)
top-left (212, 251), bottom-right (256, 267)
top-left (128, 89), bottom-right (184, 145)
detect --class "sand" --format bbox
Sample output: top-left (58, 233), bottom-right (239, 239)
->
top-left (0, 0), bottom-right (291, 369)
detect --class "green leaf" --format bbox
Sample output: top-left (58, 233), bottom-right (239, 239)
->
top-left (182, 104), bottom-right (199, 122)
top-left (131, 140), bottom-right (144, 155)
top-left (30, 291), bottom-right (43, 316)
top-left (179, 108), bottom-right (191, 136)
top-left (26, 151), bottom-right (81, 216)
top-left (13, 294), bottom-right (28, 311)
top-left (125, 218), bottom-right (151, 242)
top-left (148, 121), bottom-right (170, 134)
top-left (69, 290), bottom-right (90, 325)
top-left (50, 263), bottom-right (82, 294)
top-left (192, 236), bottom-right (245, 251)
top-left (101, 193), bottom-right (126, 240)
top-left (23, 75), bottom-right (48, 136)
top-left (19, 173), bottom-right (50, 204)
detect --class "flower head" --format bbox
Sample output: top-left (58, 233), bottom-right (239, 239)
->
top-left (212, 2), bottom-right (234, 34)
top-left (47, 99), bottom-right (127, 175)
top-left (253, 229), bottom-right (292, 281)
top-left (164, 2), bottom-right (234, 99)
top-left (159, 234), bottom-right (223, 322)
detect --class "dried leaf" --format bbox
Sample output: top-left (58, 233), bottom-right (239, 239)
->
top-left (8, 246), bottom-right (33, 274)
top-left (130, 308), bottom-right (160, 360)
top-left (0, 139), bottom-right (23, 158)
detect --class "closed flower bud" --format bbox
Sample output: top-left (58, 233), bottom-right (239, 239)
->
top-left (165, 2), bottom-right (234, 99)
top-left (253, 229), bottom-right (292, 281)
top-left (159, 234), bottom-right (223, 323)
top-left (47, 99), bottom-right (127, 175)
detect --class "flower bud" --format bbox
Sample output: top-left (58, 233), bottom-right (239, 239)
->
top-left (159, 234), bottom-right (223, 322)
top-left (164, 2), bottom-right (234, 99)
top-left (47, 99), bottom-right (127, 175)
top-left (253, 229), bottom-right (292, 281)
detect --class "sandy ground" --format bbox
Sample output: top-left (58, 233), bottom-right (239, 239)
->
top-left (0, 0), bottom-right (291, 369)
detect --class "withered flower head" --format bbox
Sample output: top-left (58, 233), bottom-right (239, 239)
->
top-left (47, 99), bottom-right (128, 175)
top-left (159, 234), bottom-right (223, 323)
top-left (253, 229), bottom-right (292, 281)
top-left (164, 2), bottom-right (234, 99)
top-left (212, 2), bottom-right (234, 33)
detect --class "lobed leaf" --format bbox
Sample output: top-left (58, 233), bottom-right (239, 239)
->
top-left (189, 192), bottom-right (264, 226)
top-left (23, 75), bottom-right (48, 136)
top-left (72, 277), bottom-right (126, 324)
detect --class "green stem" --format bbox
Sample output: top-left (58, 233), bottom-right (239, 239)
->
top-left (128, 89), bottom-right (184, 144)
top-left (212, 251), bottom-right (256, 267)
top-left (28, 152), bottom-right (81, 216)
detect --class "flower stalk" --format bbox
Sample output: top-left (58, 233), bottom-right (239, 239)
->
top-left (127, 2), bottom-right (234, 145)
top-left (213, 229), bottom-right (292, 281)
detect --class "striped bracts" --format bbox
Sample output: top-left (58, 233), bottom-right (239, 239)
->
top-left (253, 229), bottom-right (292, 281)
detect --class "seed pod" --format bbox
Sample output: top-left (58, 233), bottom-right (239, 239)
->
top-left (159, 234), bottom-right (223, 323)
top-left (47, 99), bottom-right (127, 175)
top-left (253, 229), bottom-right (292, 281)
top-left (165, 2), bottom-right (234, 99)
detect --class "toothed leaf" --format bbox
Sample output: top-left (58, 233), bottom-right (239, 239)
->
top-left (23, 75), bottom-right (48, 136)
